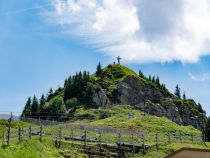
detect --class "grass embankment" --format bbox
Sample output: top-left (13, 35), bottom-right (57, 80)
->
top-left (0, 120), bottom-right (30, 133)
top-left (71, 105), bottom-right (200, 134)
top-left (0, 138), bottom-right (87, 158)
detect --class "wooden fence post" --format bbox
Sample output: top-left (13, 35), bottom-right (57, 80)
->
top-left (40, 125), bottom-right (43, 141)
top-left (179, 132), bottom-right (182, 143)
top-left (118, 132), bottom-right (122, 155)
top-left (132, 134), bottom-right (135, 156)
top-left (18, 128), bottom-right (21, 142)
top-left (29, 126), bottom-right (32, 140)
top-left (7, 122), bottom-right (11, 146)
top-left (141, 134), bottom-right (145, 154)
top-left (84, 130), bottom-right (87, 149)
top-left (168, 131), bottom-right (171, 144)
top-left (156, 133), bottom-right (158, 151)
top-left (99, 131), bottom-right (102, 150)
top-left (59, 127), bottom-right (62, 147)
top-left (2, 125), bottom-right (5, 146)
top-left (191, 134), bottom-right (194, 143)
top-left (71, 129), bottom-right (74, 145)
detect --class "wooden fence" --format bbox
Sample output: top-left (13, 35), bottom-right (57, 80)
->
top-left (1, 124), bottom-right (204, 157)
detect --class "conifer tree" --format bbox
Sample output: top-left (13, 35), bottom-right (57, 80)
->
top-left (96, 62), bottom-right (102, 76)
top-left (205, 117), bottom-right (210, 141)
top-left (148, 75), bottom-right (151, 81)
top-left (47, 88), bottom-right (54, 101)
top-left (174, 84), bottom-right (181, 99)
top-left (156, 76), bottom-right (160, 85)
top-left (139, 70), bottom-right (144, 78)
top-left (31, 95), bottom-right (39, 117)
top-left (22, 97), bottom-right (31, 117)
top-left (183, 92), bottom-right (186, 100)
top-left (152, 76), bottom-right (155, 83)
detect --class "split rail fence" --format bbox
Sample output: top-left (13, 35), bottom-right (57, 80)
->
top-left (1, 123), bottom-right (204, 156)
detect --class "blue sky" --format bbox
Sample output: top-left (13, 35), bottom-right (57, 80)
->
top-left (0, 0), bottom-right (210, 116)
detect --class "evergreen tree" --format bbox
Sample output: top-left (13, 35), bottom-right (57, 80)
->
top-left (21, 97), bottom-right (31, 117)
top-left (31, 95), bottom-right (39, 117)
top-left (40, 94), bottom-right (46, 106)
top-left (152, 76), bottom-right (155, 83)
top-left (174, 84), bottom-right (181, 99)
top-left (205, 117), bottom-right (210, 141)
top-left (197, 103), bottom-right (204, 113)
top-left (47, 88), bottom-right (54, 101)
top-left (139, 70), bottom-right (144, 78)
top-left (96, 62), bottom-right (102, 76)
top-left (148, 75), bottom-right (151, 81)
top-left (183, 92), bottom-right (186, 100)
top-left (155, 76), bottom-right (160, 85)
top-left (64, 79), bottom-right (68, 87)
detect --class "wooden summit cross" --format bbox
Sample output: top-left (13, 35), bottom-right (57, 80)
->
top-left (117, 56), bottom-right (122, 65)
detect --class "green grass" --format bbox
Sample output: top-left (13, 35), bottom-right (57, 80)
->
top-left (70, 105), bottom-right (200, 135)
top-left (0, 119), bottom-right (30, 133)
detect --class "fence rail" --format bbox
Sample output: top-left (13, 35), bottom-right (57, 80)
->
top-left (1, 122), bottom-right (204, 157)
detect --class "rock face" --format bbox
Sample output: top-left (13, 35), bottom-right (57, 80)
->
top-left (92, 87), bottom-right (111, 107)
top-left (95, 75), bottom-right (206, 130)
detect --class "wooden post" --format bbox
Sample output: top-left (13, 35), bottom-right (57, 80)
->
top-left (141, 134), bottom-right (145, 154)
top-left (40, 125), bottom-right (43, 141)
top-left (118, 133), bottom-right (122, 155)
top-left (156, 133), bottom-right (158, 151)
top-left (29, 126), bottom-right (32, 140)
top-left (7, 121), bottom-right (11, 146)
top-left (99, 131), bottom-right (102, 150)
top-left (84, 130), bottom-right (87, 149)
top-left (191, 134), bottom-right (194, 143)
top-left (2, 125), bottom-right (5, 146)
top-left (132, 134), bottom-right (135, 155)
top-left (59, 127), bottom-right (62, 147)
top-left (18, 128), bottom-right (21, 142)
top-left (71, 129), bottom-right (74, 145)
top-left (179, 132), bottom-right (182, 143)
top-left (168, 131), bottom-right (171, 144)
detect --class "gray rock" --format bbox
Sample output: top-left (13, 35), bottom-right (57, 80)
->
top-left (92, 87), bottom-right (111, 108)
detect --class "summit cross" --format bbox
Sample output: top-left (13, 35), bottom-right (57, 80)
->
top-left (116, 56), bottom-right (122, 65)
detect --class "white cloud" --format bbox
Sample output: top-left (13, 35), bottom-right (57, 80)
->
top-left (188, 72), bottom-right (210, 81)
top-left (47, 0), bottom-right (210, 63)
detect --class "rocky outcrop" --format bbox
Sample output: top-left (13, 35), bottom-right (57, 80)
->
top-left (95, 75), bottom-right (206, 130)
top-left (92, 87), bottom-right (111, 107)
top-left (117, 76), bottom-right (165, 105)
top-left (116, 76), bottom-right (206, 129)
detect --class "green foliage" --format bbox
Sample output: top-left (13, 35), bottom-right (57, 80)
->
top-left (96, 62), bottom-right (102, 76)
top-left (174, 84), bottom-right (181, 99)
top-left (21, 97), bottom-right (31, 117)
top-left (205, 117), bottom-right (210, 141)
top-left (183, 91), bottom-right (186, 100)
top-left (64, 71), bottom-right (91, 102)
top-left (31, 95), bottom-right (39, 117)
top-left (65, 97), bottom-right (78, 111)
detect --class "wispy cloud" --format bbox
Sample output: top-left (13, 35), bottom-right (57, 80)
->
top-left (188, 72), bottom-right (210, 81)
top-left (46, 0), bottom-right (210, 63)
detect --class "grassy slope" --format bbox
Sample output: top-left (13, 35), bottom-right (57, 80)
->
top-left (70, 105), bottom-right (200, 134)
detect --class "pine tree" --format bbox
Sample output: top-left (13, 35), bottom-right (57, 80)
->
top-left (139, 70), bottom-right (144, 78)
top-left (31, 95), bottom-right (39, 117)
top-left (174, 84), bottom-right (181, 99)
top-left (40, 94), bottom-right (46, 106)
top-left (156, 76), bottom-right (160, 85)
top-left (21, 97), bottom-right (31, 117)
top-left (96, 62), bottom-right (102, 76)
top-left (205, 117), bottom-right (210, 141)
top-left (152, 76), bottom-right (155, 83)
top-left (183, 92), bottom-right (186, 100)
top-left (148, 75), bottom-right (151, 81)
top-left (197, 103), bottom-right (204, 113)
top-left (47, 88), bottom-right (54, 101)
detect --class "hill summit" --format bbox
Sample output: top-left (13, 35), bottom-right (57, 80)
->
top-left (22, 63), bottom-right (206, 129)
